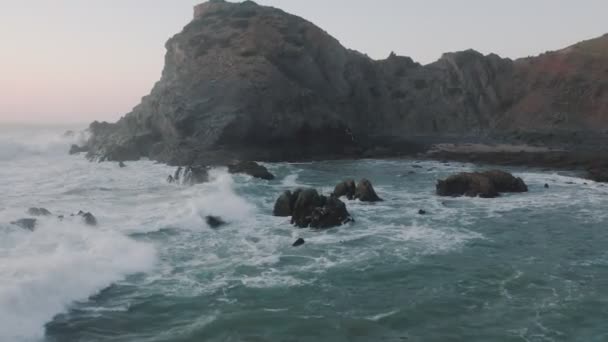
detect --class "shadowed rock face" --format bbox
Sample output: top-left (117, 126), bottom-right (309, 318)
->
top-left (85, 0), bottom-right (608, 164)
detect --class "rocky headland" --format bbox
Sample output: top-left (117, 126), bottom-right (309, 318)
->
top-left (81, 0), bottom-right (608, 178)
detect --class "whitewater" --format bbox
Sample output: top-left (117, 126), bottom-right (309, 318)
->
top-left (1, 124), bottom-right (607, 342)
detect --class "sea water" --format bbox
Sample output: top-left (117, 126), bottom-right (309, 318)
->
top-left (1, 125), bottom-right (607, 342)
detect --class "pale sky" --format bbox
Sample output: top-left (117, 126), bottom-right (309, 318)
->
top-left (1, 0), bottom-right (606, 124)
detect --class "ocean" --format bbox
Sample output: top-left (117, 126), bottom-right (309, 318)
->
top-left (1, 125), bottom-right (607, 342)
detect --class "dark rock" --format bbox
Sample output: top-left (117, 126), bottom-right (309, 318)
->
top-left (172, 166), bottom-right (210, 185)
top-left (418, 209), bottom-right (427, 215)
top-left (273, 190), bottom-right (295, 217)
top-left (544, 183), bottom-right (550, 188)
top-left (309, 196), bottom-right (352, 229)
top-left (69, 144), bottom-right (89, 155)
top-left (228, 161), bottom-right (274, 180)
top-left (78, 211), bottom-right (97, 226)
top-left (588, 168), bottom-right (608, 182)
top-left (11, 218), bottom-right (37, 231)
top-left (355, 179), bottom-right (382, 202)
top-left (206, 215), bottom-right (226, 228)
top-left (436, 170), bottom-right (527, 198)
top-left (332, 179), bottom-right (356, 200)
top-left (58, 215), bottom-right (64, 221)
top-left (291, 189), bottom-right (324, 228)
top-left (292, 238), bottom-right (305, 247)
top-left (482, 170), bottom-right (528, 193)
top-left (27, 207), bottom-right (52, 216)
top-left (119, 161), bottom-right (126, 168)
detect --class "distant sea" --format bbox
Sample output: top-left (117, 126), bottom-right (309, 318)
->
top-left (1, 124), bottom-right (607, 342)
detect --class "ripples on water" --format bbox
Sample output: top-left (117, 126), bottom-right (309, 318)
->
top-left (1, 126), bottom-right (607, 342)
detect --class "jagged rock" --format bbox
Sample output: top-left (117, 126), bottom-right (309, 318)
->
top-left (11, 218), bottom-right (37, 231)
top-left (288, 189), bottom-right (352, 229)
top-left (82, 1), bottom-right (608, 164)
top-left (27, 208), bottom-right (52, 216)
top-left (69, 144), bottom-right (89, 155)
top-left (173, 166), bottom-right (210, 185)
top-left (292, 238), bottom-right (305, 247)
top-left (333, 179), bottom-right (356, 200)
top-left (77, 211), bottom-right (98, 226)
top-left (228, 161), bottom-right (274, 180)
top-left (309, 196), bottom-right (352, 229)
top-left (355, 179), bottom-right (382, 202)
top-left (436, 170), bottom-right (527, 198)
top-left (206, 215), bottom-right (226, 228)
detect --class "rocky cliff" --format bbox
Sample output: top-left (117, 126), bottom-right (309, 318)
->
top-left (85, 0), bottom-right (608, 164)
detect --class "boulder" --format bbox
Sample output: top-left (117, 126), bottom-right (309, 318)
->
top-left (544, 183), bottom-right (550, 188)
top-left (69, 144), bottom-right (89, 155)
top-left (273, 190), bottom-right (295, 217)
top-left (291, 189), bottom-right (325, 228)
top-left (173, 166), bottom-right (210, 185)
top-left (418, 209), bottom-right (427, 215)
top-left (292, 238), bottom-right (305, 247)
top-left (27, 207), bottom-right (52, 216)
top-left (288, 189), bottom-right (352, 229)
top-left (355, 179), bottom-right (382, 202)
top-left (436, 170), bottom-right (527, 198)
top-left (119, 161), bottom-right (126, 168)
top-left (482, 170), bottom-right (528, 193)
top-left (228, 161), bottom-right (275, 180)
top-left (78, 211), bottom-right (98, 226)
top-left (11, 218), bottom-right (37, 231)
top-left (332, 179), bottom-right (356, 200)
top-left (206, 215), bottom-right (226, 228)
top-left (309, 196), bottom-right (353, 229)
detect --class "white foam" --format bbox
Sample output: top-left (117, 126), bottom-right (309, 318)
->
top-left (0, 220), bottom-right (156, 342)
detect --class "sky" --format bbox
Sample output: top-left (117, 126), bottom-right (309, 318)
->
top-left (1, 0), bottom-right (606, 124)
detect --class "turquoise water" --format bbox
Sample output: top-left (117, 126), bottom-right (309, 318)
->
top-left (1, 127), bottom-right (608, 341)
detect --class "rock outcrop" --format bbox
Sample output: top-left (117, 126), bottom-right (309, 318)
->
top-left (275, 188), bottom-right (352, 229)
top-left (27, 208), bottom-right (52, 216)
top-left (171, 166), bottom-right (210, 185)
top-left (355, 179), bottom-right (382, 202)
top-left (333, 179), bottom-right (356, 200)
top-left (227, 161), bottom-right (274, 180)
top-left (436, 170), bottom-right (528, 198)
top-left (11, 218), bottom-right (37, 231)
top-left (83, 1), bottom-right (608, 165)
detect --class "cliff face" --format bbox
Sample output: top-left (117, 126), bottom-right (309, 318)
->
top-left (86, 0), bottom-right (608, 164)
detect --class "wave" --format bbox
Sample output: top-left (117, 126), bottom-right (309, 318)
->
top-left (0, 218), bottom-right (156, 342)
top-left (0, 125), bottom-right (88, 161)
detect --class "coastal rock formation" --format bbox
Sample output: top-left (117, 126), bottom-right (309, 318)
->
top-left (436, 170), bottom-right (528, 198)
top-left (355, 179), bottom-right (382, 202)
top-left (84, 0), bottom-right (608, 165)
top-left (11, 218), bottom-right (37, 231)
top-left (27, 208), bottom-right (52, 216)
top-left (227, 161), bottom-right (274, 180)
top-left (69, 144), bottom-right (89, 155)
top-left (276, 188), bottom-right (352, 229)
top-left (333, 179), bottom-right (356, 200)
top-left (171, 166), bottom-right (210, 185)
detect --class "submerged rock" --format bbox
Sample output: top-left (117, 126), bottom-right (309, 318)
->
top-left (418, 209), bottom-right (427, 215)
top-left (77, 211), bottom-right (98, 226)
top-left (27, 207), bottom-right (52, 216)
top-left (172, 166), bottom-right (210, 185)
top-left (69, 144), bottom-right (89, 155)
top-left (292, 238), bottom-right (305, 247)
top-left (206, 215), bottom-right (226, 228)
top-left (11, 218), bottom-right (37, 231)
top-left (436, 170), bottom-right (527, 198)
top-left (544, 183), bottom-right (550, 188)
top-left (332, 179), bottom-right (356, 200)
top-left (355, 179), bottom-right (382, 202)
top-left (119, 161), bottom-right (126, 168)
top-left (228, 161), bottom-right (275, 180)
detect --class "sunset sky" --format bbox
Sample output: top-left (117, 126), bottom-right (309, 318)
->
top-left (1, 0), bottom-right (606, 124)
